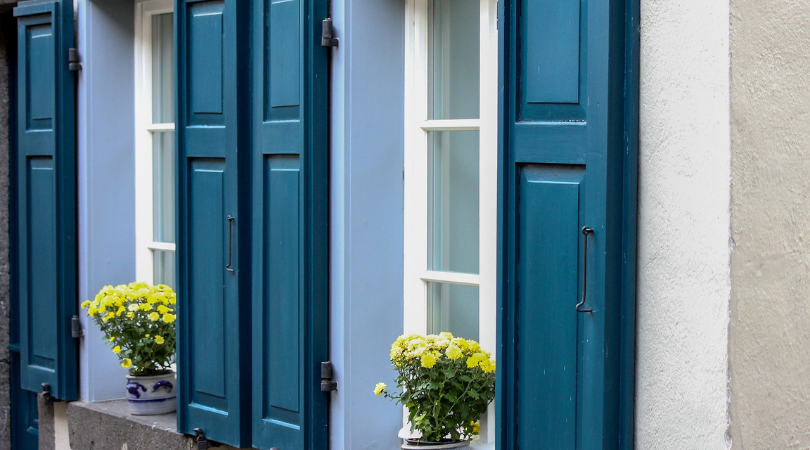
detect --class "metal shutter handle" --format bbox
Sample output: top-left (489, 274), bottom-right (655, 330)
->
top-left (576, 226), bottom-right (594, 313)
top-left (226, 215), bottom-right (235, 272)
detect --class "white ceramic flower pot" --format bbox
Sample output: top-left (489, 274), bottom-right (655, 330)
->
top-left (125, 372), bottom-right (177, 415)
top-left (401, 439), bottom-right (470, 449)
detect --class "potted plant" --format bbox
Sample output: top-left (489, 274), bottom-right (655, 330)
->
top-left (82, 282), bottom-right (178, 415)
top-left (375, 333), bottom-right (496, 449)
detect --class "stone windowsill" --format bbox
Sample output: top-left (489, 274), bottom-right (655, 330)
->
top-left (65, 399), bottom-right (240, 450)
top-left (65, 400), bottom-right (494, 450)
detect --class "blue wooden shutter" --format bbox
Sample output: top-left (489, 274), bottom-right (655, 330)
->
top-left (497, 0), bottom-right (637, 448)
top-left (176, 0), bottom-right (251, 446)
top-left (250, 0), bottom-right (329, 448)
top-left (12, 0), bottom-right (78, 402)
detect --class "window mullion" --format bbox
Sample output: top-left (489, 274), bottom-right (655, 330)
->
top-left (421, 119), bottom-right (480, 130)
top-left (147, 123), bottom-right (176, 132)
top-left (420, 271), bottom-right (480, 286)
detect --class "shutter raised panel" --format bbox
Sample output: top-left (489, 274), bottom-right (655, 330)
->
top-left (13, 0), bottom-right (78, 401)
top-left (250, 0), bottom-right (329, 448)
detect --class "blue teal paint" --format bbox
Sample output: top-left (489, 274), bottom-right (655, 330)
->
top-left (176, 0), bottom-right (250, 445)
top-left (497, 0), bottom-right (637, 448)
top-left (620, 0), bottom-right (640, 447)
top-left (519, 0), bottom-right (587, 122)
top-left (525, 0), bottom-right (581, 104)
top-left (177, 0), bottom-right (329, 447)
top-left (6, 11), bottom-right (37, 449)
top-left (10, 352), bottom-right (38, 450)
top-left (268, 0), bottom-right (301, 109)
top-left (250, 0), bottom-right (330, 447)
top-left (517, 165), bottom-right (584, 449)
top-left (13, 0), bottom-right (77, 402)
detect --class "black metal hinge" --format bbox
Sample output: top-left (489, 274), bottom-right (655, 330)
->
top-left (194, 428), bottom-right (222, 450)
top-left (68, 48), bottom-right (82, 72)
top-left (42, 383), bottom-right (61, 405)
top-left (321, 18), bottom-right (339, 47)
top-left (321, 361), bottom-right (338, 392)
top-left (71, 315), bottom-right (83, 339)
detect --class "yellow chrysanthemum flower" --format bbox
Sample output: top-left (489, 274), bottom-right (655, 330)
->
top-left (121, 358), bottom-right (132, 369)
top-left (373, 382), bottom-right (386, 396)
top-left (155, 336), bottom-right (165, 344)
top-left (420, 353), bottom-right (437, 369)
top-left (139, 303), bottom-right (153, 311)
top-left (162, 313), bottom-right (176, 323)
top-left (157, 305), bottom-right (170, 314)
top-left (126, 312), bottom-right (135, 319)
top-left (81, 300), bottom-right (91, 309)
top-left (102, 312), bottom-right (115, 322)
top-left (145, 334), bottom-right (150, 338)
top-left (109, 336), bottom-right (115, 342)
top-left (148, 312), bottom-right (160, 322)
top-left (471, 422), bottom-right (480, 435)
top-left (113, 345), bottom-right (121, 354)
top-left (446, 345), bottom-right (463, 360)
top-left (128, 303), bottom-right (139, 312)
top-left (466, 353), bottom-right (486, 369)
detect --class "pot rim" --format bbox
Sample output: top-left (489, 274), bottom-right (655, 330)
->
top-left (125, 370), bottom-right (175, 380)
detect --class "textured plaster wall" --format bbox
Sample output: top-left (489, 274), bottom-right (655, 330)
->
top-left (635, 0), bottom-right (732, 448)
top-left (0, 10), bottom-right (12, 450)
top-left (728, 0), bottom-right (810, 447)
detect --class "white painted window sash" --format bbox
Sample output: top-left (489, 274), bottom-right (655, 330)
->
top-left (403, 0), bottom-right (498, 446)
top-left (135, 0), bottom-right (174, 285)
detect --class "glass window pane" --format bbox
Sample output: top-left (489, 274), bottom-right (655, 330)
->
top-left (153, 249), bottom-right (176, 290)
top-left (427, 282), bottom-right (479, 340)
top-left (153, 131), bottom-right (175, 243)
top-left (152, 13), bottom-right (174, 124)
top-left (429, 0), bottom-right (480, 120)
top-left (428, 130), bottom-right (479, 274)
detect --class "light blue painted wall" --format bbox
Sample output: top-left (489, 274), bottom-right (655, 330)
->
top-left (329, 0), bottom-right (406, 448)
top-left (76, 0), bottom-right (136, 402)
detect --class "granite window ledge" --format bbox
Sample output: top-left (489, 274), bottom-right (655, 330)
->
top-left (63, 400), bottom-right (242, 450)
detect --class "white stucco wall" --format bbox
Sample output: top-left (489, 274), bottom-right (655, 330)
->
top-left (635, 0), bottom-right (731, 448)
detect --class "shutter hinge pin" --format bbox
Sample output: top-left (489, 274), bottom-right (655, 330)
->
top-left (71, 315), bottom-right (84, 339)
top-left (68, 48), bottom-right (81, 72)
top-left (321, 18), bottom-right (339, 47)
top-left (194, 428), bottom-right (221, 450)
top-left (42, 383), bottom-right (61, 405)
top-left (321, 361), bottom-right (338, 392)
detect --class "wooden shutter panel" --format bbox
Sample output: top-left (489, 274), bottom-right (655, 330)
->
top-left (250, 0), bottom-right (329, 448)
top-left (12, 0), bottom-right (78, 401)
top-left (498, 0), bottom-right (636, 448)
top-left (176, 0), bottom-right (250, 446)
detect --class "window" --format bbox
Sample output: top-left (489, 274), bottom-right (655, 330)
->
top-left (135, 1), bottom-right (176, 288)
top-left (403, 0), bottom-right (498, 445)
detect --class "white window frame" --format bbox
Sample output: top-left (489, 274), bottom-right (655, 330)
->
top-left (135, 0), bottom-right (175, 284)
top-left (403, 0), bottom-right (498, 446)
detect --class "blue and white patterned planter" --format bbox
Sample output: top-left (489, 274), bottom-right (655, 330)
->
top-left (125, 372), bottom-right (177, 416)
